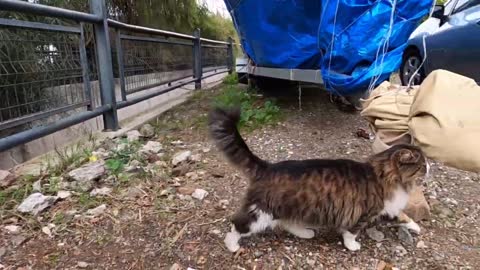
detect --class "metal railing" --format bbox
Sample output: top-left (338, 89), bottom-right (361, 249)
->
top-left (0, 0), bottom-right (235, 152)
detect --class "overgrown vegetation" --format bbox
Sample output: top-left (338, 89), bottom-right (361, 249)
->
top-left (213, 73), bottom-right (282, 131)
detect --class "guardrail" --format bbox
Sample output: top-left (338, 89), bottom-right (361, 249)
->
top-left (0, 0), bottom-right (235, 153)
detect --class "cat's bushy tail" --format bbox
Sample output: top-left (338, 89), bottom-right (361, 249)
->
top-left (208, 107), bottom-right (268, 180)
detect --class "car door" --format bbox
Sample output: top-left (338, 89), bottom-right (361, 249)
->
top-left (426, 0), bottom-right (480, 82)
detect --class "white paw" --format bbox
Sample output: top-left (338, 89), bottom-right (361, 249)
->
top-left (344, 239), bottom-right (361, 251)
top-left (294, 228), bottom-right (315, 239)
top-left (224, 232), bottom-right (240, 252)
top-left (403, 221), bottom-right (421, 234)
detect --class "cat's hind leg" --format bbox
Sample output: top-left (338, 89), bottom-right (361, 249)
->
top-left (280, 221), bottom-right (315, 239)
top-left (224, 204), bottom-right (277, 252)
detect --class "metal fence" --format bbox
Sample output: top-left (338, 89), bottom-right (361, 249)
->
top-left (0, 0), bottom-right (234, 152)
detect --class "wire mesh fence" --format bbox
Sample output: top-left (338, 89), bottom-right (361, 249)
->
top-left (0, 0), bottom-right (233, 152)
top-left (119, 36), bottom-right (194, 94)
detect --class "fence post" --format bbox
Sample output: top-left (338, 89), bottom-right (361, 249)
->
top-left (227, 37), bottom-right (234, 74)
top-left (90, 0), bottom-right (119, 131)
top-left (193, 28), bottom-right (202, 90)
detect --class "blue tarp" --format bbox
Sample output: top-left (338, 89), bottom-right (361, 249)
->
top-left (224, 0), bottom-right (433, 95)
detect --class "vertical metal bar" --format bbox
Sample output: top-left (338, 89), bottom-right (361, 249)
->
top-left (227, 37), bottom-right (234, 74)
top-left (193, 28), bottom-right (202, 90)
top-left (115, 29), bottom-right (127, 101)
top-left (79, 23), bottom-right (93, 110)
top-left (90, 0), bottom-right (118, 131)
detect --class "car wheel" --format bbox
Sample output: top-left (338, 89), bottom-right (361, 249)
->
top-left (400, 50), bottom-right (425, 86)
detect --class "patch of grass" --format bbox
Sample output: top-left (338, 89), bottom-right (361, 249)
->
top-left (44, 176), bottom-right (61, 195)
top-left (105, 139), bottom-right (143, 177)
top-left (222, 72), bottom-right (238, 85)
top-left (213, 84), bottom-right (281, 130)
top-left (0, 177), bottom-right (36, 212)
top-left (77, 193), bottom-right (101, 210)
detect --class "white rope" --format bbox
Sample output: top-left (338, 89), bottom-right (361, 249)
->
top-left (367, 0), bottom-right (398, 94)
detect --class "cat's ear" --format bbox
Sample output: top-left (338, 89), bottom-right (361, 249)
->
top-left (394, 149), bottom-right (419, 164)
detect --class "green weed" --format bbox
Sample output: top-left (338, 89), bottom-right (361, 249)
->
top-left (222, 72), bottom-right (238, 85)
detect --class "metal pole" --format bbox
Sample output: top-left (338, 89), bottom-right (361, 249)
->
top-left (227, 37), bottom-right (234, 74)
top-left (79, 23), bottom-right (93, 110)
top-left (90, 0), bottom-right (119, 131)
top-left (115, 29), bottom-right (127, 101)
top-left (193, 28), bottom-right (202, 90)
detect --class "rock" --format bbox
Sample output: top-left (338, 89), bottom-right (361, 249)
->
top-left (77, 261), bottom-right (89, 268)
top-left (192, 189), bottom-right (208, 201)
top-left (172, 151), bottom-right (192, 166)
top-left (90, 187), bottom-right (112, 197)
top-left (185, 172), bottom-right (199, 180)
top-left (4, 225), bottom-right (21, 234)
top-left (160, 189), bottom-right (169, 196)
top-left (366, 227), bottom-right (384, 242)
top-left (17, 193), bottom-right (58, 215)
top-left (306, 258), bottom-right (316, 267)
top-left (126, 130), bottom-right (142, 141)
top-left (86, 204), bottom-right (107, 217)
top-left (69, 181), bottom-right (94, 192)
top-left (202, 147), bottom-right (211, 153)
top-left (68, 160), bottom-right (105, 182)
top-left (178, 186), bottom-right (196, 195)
top-left (416, 240), bottom-right (427, 249)
top-left (15, 163), bottom-right (43, 178)
top-left (398, 227), bottom-right (414, 246)
top-left (171, 140), bottom-right (184, 146)
top-left (139, 124), bottom-right (155, 138)
top-left (42, 226), bottom-right (53, 238)
top-left (32, 180), bottom-right (42, 192)
top-left (434, 204), bottom-right (454, 219)
top-left (141, 141), bottom-right (163, 154)
top-left (393, 245), bottom-right (407, 257)
top-left (254, 250), bottom-right (264, 258)
top-left (57, 191), bottom-right (72, 199)
top-left (11, 235), bottom-right (27, 247)
top-left (171, 164), bottom-right (190, 177)
top-left (190, 154), bottom-right (202, 162)
top-left (170, 263), bottom-right (181, 270)
top-left (404, 185), bottom-right (430, 221)
top-left (0, 170), bottom-right (16, 188)
top-left (210, 229), bottom-right (221, 236)
top-left (123, 186), bottom-right (144, 199)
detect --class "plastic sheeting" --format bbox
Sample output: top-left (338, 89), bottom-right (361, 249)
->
top-left (224, 0), bottom-right (433, 95)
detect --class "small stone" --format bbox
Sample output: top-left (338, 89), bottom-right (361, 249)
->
top-left (170, 263), bottom-right (181, 270)
top-left (192, 189), bottom-right (208, 201)
top-left (171, 140), bottom-right (184, 146)
top-left (178, 186), bottom-right (196, 195)
top-left (172, 151), bottom-right (192, 166)
top-left (126, 130), bottom-right (142, 141)
top-left (141, 141), bottom-right (163, 154)
top-left (254, 250), bottom-right (264, 258)
top-left (190, 154), bottom-right (202, 162)
top-left (0, 170), bottom-right (16, 188)
top-left (32, 180), bottom-right (42, 192)
top-left (394, 245), bottom-right (407, 257)
top-left (398, 227), bottom-right (414, 245)
top-left (416, 240), bottom-right (427, 249)
top-left (210, 229), bottom-right (221, 236)
top-left (17, 193), bottom-right (58, 215)
top-left (57, 191), bottom-right (72, 199)
top-left (160, 189), bottom-right (169, 196)
top-left (77, 261), bottom-right (89, 268)
top-left (139, 124), bottom-right (155, 138)
top-left (4, 225), bottom-right (21, 234)
top-left (202, 147), bottom-right (211, 153)
top-left (171, 164), bottom-right (190, 177)
top-left (90, 187), bottom-right (112, 197)
top-left (15, 163), bottom-right (43, 178)
top-left (306, 258), bottom-right (316, 267)
top-left (185, 172), bottom-right (199, 180)
top-left (434, 204), bottom-right (454, 219)
top-left (68, 160), bottom-right (105, 182)
top-left (86, 204), bottom-right (107, 217)
top-left (41, 226), bottom-right (53, 238)
top-left (0, 247), bottom-right (6, 258)
top-left (366, 227), bottom-right (384, 242)
top-left (11, 235), bottom-right (27, 247)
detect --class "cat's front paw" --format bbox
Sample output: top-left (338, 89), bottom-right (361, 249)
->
top-left (344, 239), bottom-right (361, 251)
top-left (403, 221), bottom-right (421, 234)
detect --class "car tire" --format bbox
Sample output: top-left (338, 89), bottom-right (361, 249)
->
top-left (400, 49), bottom-right (425, 86)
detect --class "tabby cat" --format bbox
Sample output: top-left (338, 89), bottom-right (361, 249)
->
top-left (208, 107), bottom-right (428, 252)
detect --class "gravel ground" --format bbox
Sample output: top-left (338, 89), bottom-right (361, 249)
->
top-left (1, 84), bottom-right (479, 270)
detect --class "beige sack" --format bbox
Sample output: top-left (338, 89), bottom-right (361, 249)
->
top-left (409, 70), bottom-right (480, 172)
top-left (360, 82), bottom-right (418, 153)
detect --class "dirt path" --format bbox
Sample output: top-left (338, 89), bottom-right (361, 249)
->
top-left (1, 84), bottom-right (479, 270)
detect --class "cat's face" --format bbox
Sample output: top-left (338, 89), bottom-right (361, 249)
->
top-left (390, 145), bottom-right (428, 187)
